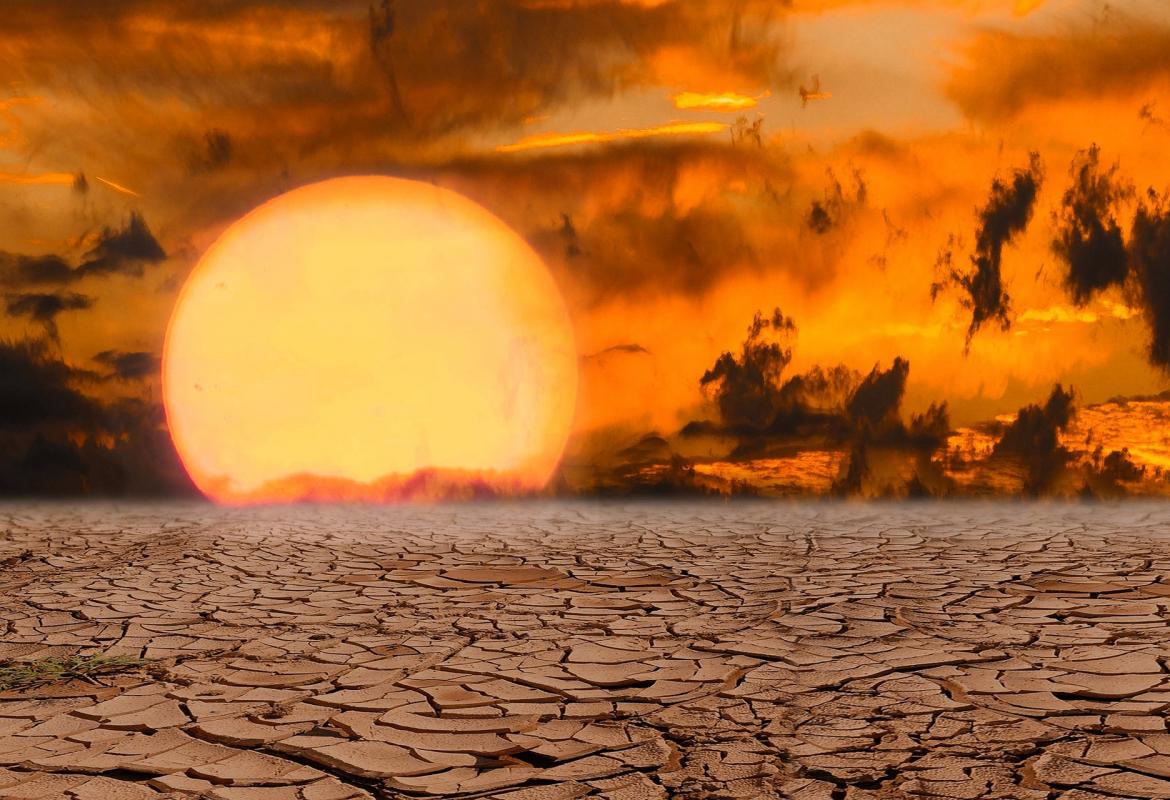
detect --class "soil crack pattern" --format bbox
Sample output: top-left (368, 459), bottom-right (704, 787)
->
top-left (1, 501), bottom-right (1170, 798)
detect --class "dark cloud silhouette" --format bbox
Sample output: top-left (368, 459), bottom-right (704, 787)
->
top-left (991, 384), bottom-right (1075, 494)
top-left (699, 308), bottom-right (797, 432)
top-left (1129, 191), bottom-right (1170, 371)
top-left (0, 213), bottom-right (166, 288)
top-left (1039, 150), bottom-right (1170, 373)
top-left (79, 212), bottom-right (167, 277)
top-left (0, 253), bottom-right (75, 288)
top-left (0, 340), bottom-right (192, 496)
top-left (691, 310), bottom-right (947, 452)
top-left (933, 153), bottom-right (1044, 345)
top-left (908, 402), bottom-right (951, 453)
top-left (1052, 145), bottom-right (1132, 305)
top-left (993, 384), bottom-right (1074, 455)
top-left (5, 292), bottom-right (94, 342)
top-left (93, 350), bottom-right (160, 381)
top-left (1081, 445), bottom-right (1147, 497)
top-left (684, 309), bottom-right (952, 496)
top-left (0, 340), bottom-right (99, 430)
top-left (830, 362), bottom-right (951, 498)
top-left (847, 357), bottom-right (908, 430)
top-left (1098, 447), bottom-right (1145, 483)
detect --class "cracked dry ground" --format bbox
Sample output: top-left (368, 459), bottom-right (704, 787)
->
top-left (6, 505), bottom-right (1170, 799)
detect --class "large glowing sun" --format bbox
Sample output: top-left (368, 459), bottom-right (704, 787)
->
top-left (163, 177), bottom-right (577, 504)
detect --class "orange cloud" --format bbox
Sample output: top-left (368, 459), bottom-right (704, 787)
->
top-left (946, 19), bottom-right (1170, 123)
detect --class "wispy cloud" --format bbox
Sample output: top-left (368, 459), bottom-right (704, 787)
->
top-left (497, 121), bottom-right (728, 153)
top-left (671, 91), bottom-right (763, 112)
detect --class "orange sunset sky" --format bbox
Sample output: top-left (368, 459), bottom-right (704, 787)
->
top-left (3, 0), bottom-right (1170, 498)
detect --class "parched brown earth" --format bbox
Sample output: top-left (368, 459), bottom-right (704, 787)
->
top-left (3, 502), bottom-right (1170, 799)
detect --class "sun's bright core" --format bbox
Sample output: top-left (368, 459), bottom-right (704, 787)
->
top-left (163, 176), bottom-right (578, 504)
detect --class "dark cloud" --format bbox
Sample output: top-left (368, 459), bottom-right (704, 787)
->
top-left (0, 213), bottom-right (167, 288)
top-left (1129, 191), bottom-right (1170, 371)
top-left (946, 19), bottom-right (1170, 123)
top-left (1, 0), bottom-right (791, 181)
top-left (684, 309), bottom-right (951, 495)
top-left (1038, 146), bottom-right (1170, 374)
top-left (0, 253), bottom-right (75, 288)
top-left (0, 340), bottom-right (193, 496)
top-left (93, 350), bottom-right (160, 381)
top-left (830, 361), bottom-right (951, 498)
top-left (575, 309), bottom-right (1161, 499)
top-left (0, 340), bottom-right (99, 430)
top-left (699, 308), bottom-right (797, 432)
top-left (932, 153), bottom-right (1043, 345)
top-left (1081, 445), bottom-right (1146, 498)
top-left (992, 384), bottom-right (1074, 456)
top-left (1040, 151), bottom-right (1170, 373)
top-left (908, 402), bottom-right (951, 451)
top-left (690, 309), bottom-right (944, 450)
top-left (846, 356), bottom-right (908, 430)
top-left (5, 292), bottom-right (94, 342)
top-left (991, 384), bottom-right (1075, 494)
top-left (1098, 448), bottom-right (1145, 483)
top-left (1052, 145), bottom-right (1132, 305)
top-left (79, 212), bottom-right (167, 277)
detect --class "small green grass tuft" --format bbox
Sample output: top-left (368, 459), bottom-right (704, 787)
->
top-left (0, 653), bottom-right (151, 691)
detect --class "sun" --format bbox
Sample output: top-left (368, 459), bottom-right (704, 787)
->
top-left (162, 176), bottom-right (578, 504)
